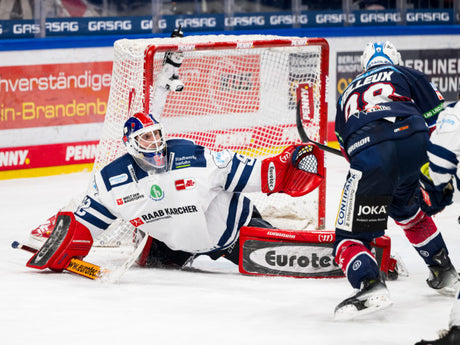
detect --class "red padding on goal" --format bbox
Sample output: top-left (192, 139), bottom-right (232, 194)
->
top-left (239, 227), bottom-right (392, 279)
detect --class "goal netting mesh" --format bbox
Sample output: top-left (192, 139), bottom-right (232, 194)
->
top-left (89, 34), bottom-right (329, 247)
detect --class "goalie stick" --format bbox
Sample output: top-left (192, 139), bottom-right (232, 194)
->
top-left (295, 83), bottom-right (343, 157)
top-left (12, 241), bottom-right (104, 279)
top-left (12, 233), bottom-right (148, 282)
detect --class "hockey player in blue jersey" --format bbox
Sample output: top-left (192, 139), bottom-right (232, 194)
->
top-left (23, 41), bottom-right (324, 274)
top-left (415, 101), bottom-right (460, 345)
top-left (332, 41), bottom-right (459, 320)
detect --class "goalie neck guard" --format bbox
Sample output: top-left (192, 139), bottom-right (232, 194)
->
top-left (123, 113), bottom-right (167, 172)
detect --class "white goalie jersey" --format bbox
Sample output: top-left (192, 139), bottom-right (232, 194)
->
top-left (75, 138), bottom-right (263, 254)
top-left (428, 101), bottom-right (460, 196)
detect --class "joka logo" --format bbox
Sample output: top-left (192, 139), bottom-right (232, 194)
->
top-left (150, 184), bottom-right (164, 201)
top-left (175, 178), bottom-right (196, 190)
top-left (130, 218), bottom-right (144, 227)
top-left (357, 204), bottom-right (387, 216)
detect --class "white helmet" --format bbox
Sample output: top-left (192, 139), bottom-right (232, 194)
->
top-left (360, 41), bottom-right (402, 71)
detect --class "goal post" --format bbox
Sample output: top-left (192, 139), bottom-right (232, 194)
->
top-left (92, 34), bottom-right (329, 247)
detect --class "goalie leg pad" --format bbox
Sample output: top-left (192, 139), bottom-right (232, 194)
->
top-left (26, 212), bottom-right (93, 272)
top-left (239, 227), bottom-right (392, 279)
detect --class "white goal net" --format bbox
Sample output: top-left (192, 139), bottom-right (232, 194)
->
top-left (91, 34), bottom-right (329, 247)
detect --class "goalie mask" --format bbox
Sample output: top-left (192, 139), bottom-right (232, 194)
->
top-left (123, 113), bottom-right (167, 172)
top-left (361, 41), bottom-right (402, 72)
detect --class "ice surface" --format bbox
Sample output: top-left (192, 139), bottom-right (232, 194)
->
top-left (1, 154), bottom-right (458, 345)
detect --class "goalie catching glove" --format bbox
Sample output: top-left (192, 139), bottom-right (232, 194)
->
top-left (419, 162), bottom-right (454, 216)
top-left (261, 143), bottom-right (324, 197)
top-left (26, 212), bottom-right (93, 272)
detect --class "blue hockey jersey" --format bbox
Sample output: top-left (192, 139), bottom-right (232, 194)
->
top-left (335, 64), bottom-right (444, 156)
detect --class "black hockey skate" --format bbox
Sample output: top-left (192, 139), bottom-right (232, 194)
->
top-left (415, 326), bottom-right (460, 345)
top-left (334, 276), bottom-right (392, 320)
top-left (427, 249), bottom-right (460, 297)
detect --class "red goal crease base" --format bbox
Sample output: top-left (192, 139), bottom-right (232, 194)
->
top-left (239, 227), bottom-right (394, 279)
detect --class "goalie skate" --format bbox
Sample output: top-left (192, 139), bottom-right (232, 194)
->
top-left (334, 277), bottom-right (392, 321)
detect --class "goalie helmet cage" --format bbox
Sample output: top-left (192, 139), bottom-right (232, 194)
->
top-left (92, 34), bottom-right (329, 247)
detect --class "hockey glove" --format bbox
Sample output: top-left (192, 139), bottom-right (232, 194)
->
top-left (170, 25), bottom-right (183, 38)
top-left (158, 26), bottom-right (185, 92)
top-left (261, 143), bottom-right (324, 197)
top-left (419, 162), bottom-right (454, 216)
top-left (26, 212), bottom-right (93, 272)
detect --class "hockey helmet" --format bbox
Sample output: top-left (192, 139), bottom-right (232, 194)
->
top-left (360, 41), bottom-right (402, 71)
top-left (123, 113), bottom-right (167, 171)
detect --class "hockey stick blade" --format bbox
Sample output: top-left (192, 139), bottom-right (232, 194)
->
top-left (295, 85), bottom-right (342, 157)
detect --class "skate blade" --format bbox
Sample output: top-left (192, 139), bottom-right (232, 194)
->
top-left (334, 294), bottom-right (393, 321)
top-left (436, 284), bottom-right (460, 297)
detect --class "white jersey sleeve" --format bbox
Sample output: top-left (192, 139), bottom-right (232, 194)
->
top-left (72, 140), bottom-right (263, 254)
top-left (210, 149), bottom-right (262, 194)
top-left (428, 101), bottom-right (460, 190)
top-left (73, 174), bottom-right (120, 239)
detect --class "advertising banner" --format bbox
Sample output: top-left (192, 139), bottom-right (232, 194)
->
top-left (336, 48), bottom-right (460, 103)
top-left (0, 9), bottom-right (454, 39)
top-left (1, 32), bottom-right (459, 177)
top-left (0, 140), bottom-right (98, 171)
top-left (0, 61), bottom-right (112, 130)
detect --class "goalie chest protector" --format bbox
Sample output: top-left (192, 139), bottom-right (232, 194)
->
top-left (239, 227), bottom-right (391, 279)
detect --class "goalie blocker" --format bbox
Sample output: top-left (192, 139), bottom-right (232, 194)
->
top-left (239, 227), bottom-right (396, 279)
